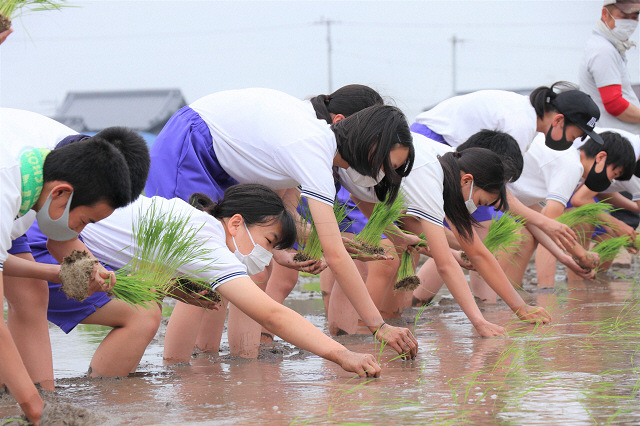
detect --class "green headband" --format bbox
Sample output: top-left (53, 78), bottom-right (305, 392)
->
top-left (19, 148), bottom-right (50, 217)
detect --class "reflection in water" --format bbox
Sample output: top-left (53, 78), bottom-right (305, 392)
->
top-left (2, 272), bottom-right (640, 425)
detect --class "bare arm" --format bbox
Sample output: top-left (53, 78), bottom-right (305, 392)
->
top-left (453, 224), bottom-right (552, 324)
top-left (420, 219), bottom-right (505, 336)
top-left (217, 276), bottom-right (381, 377)
top-left (2, 254), bottom-right (61, 282)
top-left (506, 189), bottom-right (577, 251)
top-left (596, 192), bottom-right (640, 213)
top-left (614, 102), bottom-right (640, 124)
top-left (308, 198), bottom-right (417, 358)
top-left (571, 187), bottom-right (637, 242)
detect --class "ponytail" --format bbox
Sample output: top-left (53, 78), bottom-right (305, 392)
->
top-left (529, 81), bottom-right (579, 120)
top-left (438, 148), bottom-right (508, 243)
top-left (188, 184), bottom-right (297, 250)
top-left (310, 84), bottom-right (384, 124)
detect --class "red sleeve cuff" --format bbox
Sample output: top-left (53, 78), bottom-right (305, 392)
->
top-left (599, 85), bottom-right (630, 116)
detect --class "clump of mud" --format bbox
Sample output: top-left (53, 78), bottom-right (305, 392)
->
top-left (0, 14), bottom-right (10, 33)
top-left (174, 278), bottom-right (222, 303)
top-left (2, 402), bottom-right (107, 426)
top-left (293, 252), bottom-right (311, 262)
top-left (460, 252), bottom-right (470, 264)
top-left (59, 250), bottom-right (98, 302)
top-left (355, 241), bottom-right (386, 256)
top-left (394, 276), bottom-right (420, 292)
top-left (572, 256), bottom-right (593, 273)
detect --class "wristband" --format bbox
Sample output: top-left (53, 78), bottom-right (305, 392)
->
top-left (372, 322), bottom-right (386, 336)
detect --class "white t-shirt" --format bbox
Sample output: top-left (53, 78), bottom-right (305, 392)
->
top-left (414, 90), bottom-right (539, 153)
top-left (191, 88), bottom-right (338, 206)
top-left (579, 30), bottom-right (640, 135)
top-left (508, 134), bottom-right (584, 208)
top-left (80, 196), bottom-right (248, 288)
top-left (0, 108), bottom-right (77, 269)
top-left (401, 133), bottom-right (451, 227)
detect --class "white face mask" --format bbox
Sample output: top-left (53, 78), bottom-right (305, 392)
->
top-left (465, 179), bottom-right (477, 214)
top-left (345, 167), bottom-right (385, 188)
top-left (36, 190), bottom-right (80, 241)
top-left (232, 221), bottom-right (273, 276)
top-left (607, 9), bottom-right (639, 41)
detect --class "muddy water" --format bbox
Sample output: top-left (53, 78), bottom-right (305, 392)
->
top-left (3, 265), bottom-right (640, 425)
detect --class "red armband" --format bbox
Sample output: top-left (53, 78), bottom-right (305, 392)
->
top-left (598, 85), bottom-right (630, 116)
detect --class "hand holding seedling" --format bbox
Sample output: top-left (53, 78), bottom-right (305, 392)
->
top-left (273, 249), bottom-right (326, 274)
top-left (343, 237), bottom-right (394, 262)
top-left (575, 251), bottom-right (600, 271)
top-left (167, 287), bottom-right (221, 310)
top-left (87, 263), bottom-right (115, 296)
top-left (474, 321), bottom-right (507, 337)
top-left (335, 350), bottom-right (381, 378)
top-left (0, 28), bottom-right (12, 44)
top-left (543, 219), bottom-right (578, 252)
top-left (452, 249), bottom-right (474, 270)
top-left (563, 255), bottom-right (595, 280)
top-left (374, 324), bottom-right (418, 360)
top-left (515, 304), bottom-right (552, 324)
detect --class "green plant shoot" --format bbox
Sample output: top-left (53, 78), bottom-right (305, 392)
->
top-left (355, 192), bottom-right (406, 255)
top-left (294, 198), bottom-right (352, 262)
top-left (483, 214), bottom-right (525, 256)
top-left (556, 202), bottom-right (614, 229)
top-left (592, 235), bottom-right (630, 272)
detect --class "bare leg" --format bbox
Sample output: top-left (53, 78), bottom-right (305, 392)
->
top-left (227, 267), bottom-right (270, 357)
top-left (194, 299), bottom-right (228, 353)
top-left (466, 222), bottom-right (496, 302)
top-left (164, 302), bottom-right (206, 363)
top-left (319, 267), bottom-right (335, 315)
top-left (82, 300), bottom-right (161, 377)
top-left (535, 244), bottom-right (557, 288)
top-left (499, 227), bottom-right (536, 289)
top-left (413, 258), bottom-right (442, 306)
top-left (261, 261), bottom-right (299, 342)
top-left (4, 253), bottom-right (54, 390)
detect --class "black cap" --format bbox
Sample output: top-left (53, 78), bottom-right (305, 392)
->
top-left (551, 90), bottom-right (604, 145)
top-left (553, 90), bottom-right (604, 145)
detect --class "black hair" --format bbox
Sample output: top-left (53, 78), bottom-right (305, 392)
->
top-left (45, 127), bottom-right (150, 209)
top-left (529, 81), bottom-right (579, 125)
top-left (332, 104), bottom-right (414, 204)
top-left (43, 138), bottom-right (132, 210)
top-left (438, 148), bottom-right (508, 242)
top-left (579, 131), bottom-right (636, 181)
top-left (310, 84), bottom-right (384, 124)
top-left (94, 127), bottom-right (150, 201)
top-left (189, 184), bottom-right (297, 250)
top-left (457, 130), bottom-right (524, 183)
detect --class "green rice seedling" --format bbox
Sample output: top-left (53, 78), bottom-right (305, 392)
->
top-left (591, 235), bottom-right (630, 272)
top-left (460, 214), bottom-right (525, 263)
top-left (394, 249), bottom-right (420, 291)
top-left (293, 198), bottom-right (351, 262)
top-left (0, 0), bottom-right (72, 32)
top-left (556, 202), bottom-right (614, 229)
top-left (119, 199), bottom-right (220, 306)
top-left (355, 192), bottom-right (406, 256)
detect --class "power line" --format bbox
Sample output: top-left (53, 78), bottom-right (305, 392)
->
top-left (314, 17), bottom-right (340, 93)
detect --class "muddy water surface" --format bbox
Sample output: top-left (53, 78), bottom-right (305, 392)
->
top-left (2, 267), bottom-right (640, 425)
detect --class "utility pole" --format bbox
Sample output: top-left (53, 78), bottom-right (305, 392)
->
top-left (450, 35), bottom-right (465, 96)
top-left (315, 17), bottom-right (340, 93)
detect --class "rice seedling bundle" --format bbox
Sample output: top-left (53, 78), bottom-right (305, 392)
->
top-left (592, 235), bottom-right (630, 272)
top-left (293, 198), bottom-right (352, 262)
top-left (556, 202), bottom-right (614, 230)
top-left (354, 192), bottom-right (406, 256)
top-left (460, 214), bottom-right (525, 263)
top-left (60, 199), bottom-right (220, 307)
top-left (0, 0), bottom-right (71, 32)
top-left (394, 233), bottom-right (427, 291)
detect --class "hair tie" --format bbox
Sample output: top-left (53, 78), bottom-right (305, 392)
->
top-left (453, 151), bottom-right (462, 159)
top-left (546, 96), bottom-right (550, 103)
top-left (325, 95), bottom-right (330, 104)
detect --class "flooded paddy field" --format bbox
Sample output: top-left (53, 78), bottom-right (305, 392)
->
top-left (3, 262), bottom-right (640, 425)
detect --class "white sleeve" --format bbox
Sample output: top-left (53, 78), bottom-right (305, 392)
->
top-left (541, 160), bottom-right (583, 207)
top-left (402, 163), bottom-right (446, 227)
top-left (588, 47), bottom-right (624, 88)
top-left (601, 177), bottom-right (640, 201)
top-left (176, 218), bottom-right (248, 289)
top-left (273, 138), bottom-right (336, 206)
top-left (0, 164), bottom-right (22, 269)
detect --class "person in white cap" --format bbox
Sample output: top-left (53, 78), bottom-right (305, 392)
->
top-left (579, 0), bottom-right (640, 134)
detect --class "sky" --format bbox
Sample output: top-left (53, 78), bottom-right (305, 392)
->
top-left (1, 0), bottom-right (638, 123)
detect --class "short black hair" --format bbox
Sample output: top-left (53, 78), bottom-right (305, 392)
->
top-left (189, 184), bottom-right (297, 250)
top-left (457, 130), bottom-right (524, 183)
top-left (44, 138), bottom-right (132, 210)
top-left (332, 104), bottom-right (414, 204)
top-left (44, 127), bottom-right (150, 209)
top-left (579, 131), bottom-right (636, 181)
top-left (94, 127), bottom-right (150, 201)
